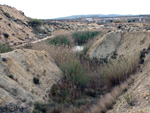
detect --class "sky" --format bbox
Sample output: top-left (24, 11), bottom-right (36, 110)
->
top-left (0, 0), bottom-right (150, 19)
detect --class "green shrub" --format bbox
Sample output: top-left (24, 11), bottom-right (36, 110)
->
top-left (50, 60), bottom-right (90, 104)
top-left (132, 19), bottom-right (135, 22)
top-left (0, 43), bottom-right (13, 53)
top-left (72, 31), bottom-right (100, 45)
top-left (49, 35), bottom-right (70, 46)
top-left (8, 74), bottom-right (14, 79)
top-left (2, 57), bottom-right (7, 62)
top-left (128, 20), bottom-right (131, 23)
top-left (33, 77), bottom-right (40, 85)
top-left (3, 33), bottom-right (9, 38)
top-left (61, 60), bottom-right (89, 89)
top-left (28, 19), bottom-right (43, 27)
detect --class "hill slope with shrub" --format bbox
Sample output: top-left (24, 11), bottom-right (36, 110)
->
top-left (82, 30), bottom-right (150, 113)
top-left (0, 5), bottom-right (36, 46)
top-left (0, 49), bottom-right (62, 112)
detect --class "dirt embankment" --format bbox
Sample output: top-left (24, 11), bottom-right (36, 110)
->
top-left (107, 53), bottom-right (150, 113)
top-left (0, 49), bottom-right (62, 111)
top-left (88, 30), bottom-right (150, 113)
top-left (88, 31), bottom-right (150, 59)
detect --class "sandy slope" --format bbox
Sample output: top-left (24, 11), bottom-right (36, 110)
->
top-left (0, 49), bottom-right (62, 110)
top-left (0, 5), bottom-right (36, 46)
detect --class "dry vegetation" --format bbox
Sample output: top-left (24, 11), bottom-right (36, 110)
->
top-left (99, 54), bottom-right (140, 88)
top-left (32, 37), bottom-right (140, 113)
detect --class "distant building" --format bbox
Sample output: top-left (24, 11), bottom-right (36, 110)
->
top-left (139, 17), bottom-right (142, 22)
top-left (85, 18), bottom-right (93, 22)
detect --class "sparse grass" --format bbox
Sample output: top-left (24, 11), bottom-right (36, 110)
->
top-left (32, 43), bottom-right (75, 66)
top-left (0, 43), bottom-right (13, 53)
top-left (72, 31), bottom-right (100, 45)
top-left (49, 35), bottom-right (70, 46)
top-left (124, 93), bottom-right (134, 106)
top-left (89, 83), bottom-right (128, 113)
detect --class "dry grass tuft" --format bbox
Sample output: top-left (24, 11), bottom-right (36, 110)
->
top-left (98, 53), bottom-right (140, 88)
top-left (89, 82), bottom-right (129, 113)
top-left (32, 42), bottom-right (76, 66)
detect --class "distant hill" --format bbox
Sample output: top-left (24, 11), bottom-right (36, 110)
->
top-left (52, 14), bottom-right (133, 20)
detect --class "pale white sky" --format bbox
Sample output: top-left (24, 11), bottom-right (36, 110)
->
top-left (0, 0), bottom-right (150, 19)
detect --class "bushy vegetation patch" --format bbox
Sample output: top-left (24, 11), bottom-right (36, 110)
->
top-left (32, 43), bottom-right (141, 113)
top-left (61, 60), bottom-right (89, 89)
top-left (28, 19), bottom-right (43, 27)
top-left (28, 19), bottom-right (50, 37)
top-left (49, 35), bottom-right (70, 46)
top-left (0, 43), bottom-right (13, 53)
top-left (50, 59), bottom-right (90, 104)
top-left (72, 31), bottom-right (100, 45)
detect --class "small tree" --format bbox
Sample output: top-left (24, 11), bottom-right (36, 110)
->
top-left (132, 19), bottom-right (135, 22)
top-left (128, 20), bottom-right (131, 23)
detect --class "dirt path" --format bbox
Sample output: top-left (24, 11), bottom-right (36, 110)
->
top-left (13, 35), bottom-right (54, 49)
top-left (31, 35), bottom-right (54, 44)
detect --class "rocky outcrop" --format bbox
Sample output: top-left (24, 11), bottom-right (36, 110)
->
top-left (0, 49), bottom-right (62, 111)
